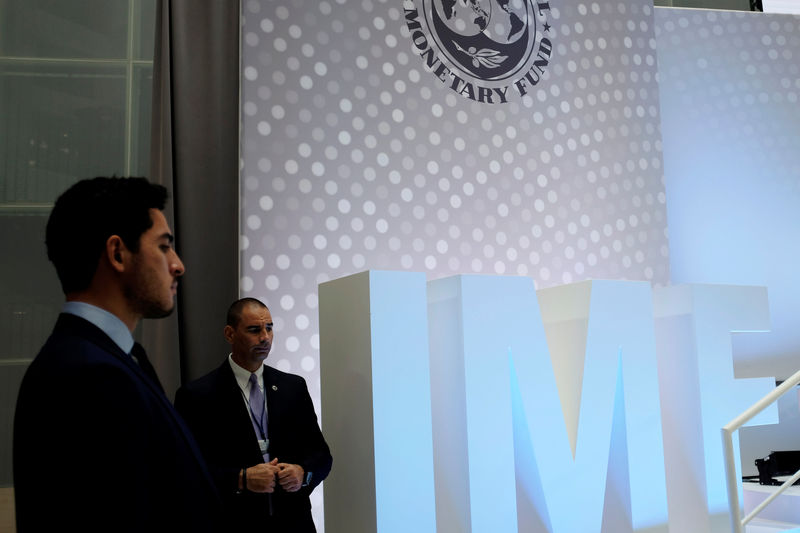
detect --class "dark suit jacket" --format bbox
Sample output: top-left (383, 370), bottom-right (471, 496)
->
top-left (13, 313), bottom-right (221, 533)
top-left (175, 358), bottom-right (332, 533)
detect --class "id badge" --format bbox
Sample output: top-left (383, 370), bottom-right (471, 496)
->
top-left (259, 438), bottom-right (269, 455)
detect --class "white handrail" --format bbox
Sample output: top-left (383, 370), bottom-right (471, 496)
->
top-left (722, 368), bottom-right (800, 533)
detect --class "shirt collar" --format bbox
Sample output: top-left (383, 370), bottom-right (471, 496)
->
top-left (228, 353), bottom-right (264, 392)
top-left (62, 301), bottom-right (134, 354)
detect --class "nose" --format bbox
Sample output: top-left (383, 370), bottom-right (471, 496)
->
top-left (170, 251), bottom-right (185, 277)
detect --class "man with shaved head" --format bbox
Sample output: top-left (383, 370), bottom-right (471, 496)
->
top-left (176, 297), bottom-right (331, 532)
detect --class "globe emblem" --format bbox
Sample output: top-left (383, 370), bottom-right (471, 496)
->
top-left (427, 0), bottom-right (536, 82)
top-left (439, 0), bottom-right (529, 45)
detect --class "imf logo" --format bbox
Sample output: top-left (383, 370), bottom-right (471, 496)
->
top-left (405, 0), bottom-right (554, 104)
top-left (321, 272), bottom-right (777, 532)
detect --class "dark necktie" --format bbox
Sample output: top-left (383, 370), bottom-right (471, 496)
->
top-left (131, 342), bottom-right (165, 394)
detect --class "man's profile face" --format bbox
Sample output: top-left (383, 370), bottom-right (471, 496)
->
top-left (226, 304), bottom-right (273, 369)
top-left (124, 209), bottom-right (185, 319)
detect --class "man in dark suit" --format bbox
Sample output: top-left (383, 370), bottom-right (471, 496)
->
top-left (13, 177), bottom-right (221, 532)
top-left (175, 297), bottom-right (332, 532)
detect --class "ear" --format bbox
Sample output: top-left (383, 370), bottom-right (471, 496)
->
top-left (106, 235), bottom-right (128, 273)
top-left (223, 324), bottom-right (235, 344)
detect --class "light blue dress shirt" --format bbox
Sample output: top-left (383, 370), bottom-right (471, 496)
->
top-left (62, 301), bottom-right (134, 354)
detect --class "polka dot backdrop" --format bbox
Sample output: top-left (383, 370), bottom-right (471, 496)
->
top-left (656, 8), bottom-right (800, 199)
top-left (241, 0), bottom-right (669, 527)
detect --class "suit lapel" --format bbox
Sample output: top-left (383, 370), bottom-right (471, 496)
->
top-left (56, 314), bottom-right (217, 485)
top-left (263, 366), bottom-right (279, 438)
top-left (57, 314), bottom-right (160, 395)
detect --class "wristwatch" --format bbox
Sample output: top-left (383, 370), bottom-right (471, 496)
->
top-left (302, 471), bottom-right (313, 487)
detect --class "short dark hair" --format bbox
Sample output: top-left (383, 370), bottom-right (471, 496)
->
top-left (226, 298), bottom-right (268, 327)
top-left (46, 177), bottom-right (168, 294)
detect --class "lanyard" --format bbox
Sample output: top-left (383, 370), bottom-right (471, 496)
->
top-left (249, 399), bottom-right (267, 440)
top-left (240, 381), bottom-right (268, 440)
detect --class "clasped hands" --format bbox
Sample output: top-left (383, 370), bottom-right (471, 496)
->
top-left (245, 458), bottom-right (304, 493)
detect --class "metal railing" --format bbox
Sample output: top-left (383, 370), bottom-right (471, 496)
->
top-left (722, 368), bottom-right (800, 533)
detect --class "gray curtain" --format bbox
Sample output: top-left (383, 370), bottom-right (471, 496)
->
top-left (146, 0), bottom-right (241, 396)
